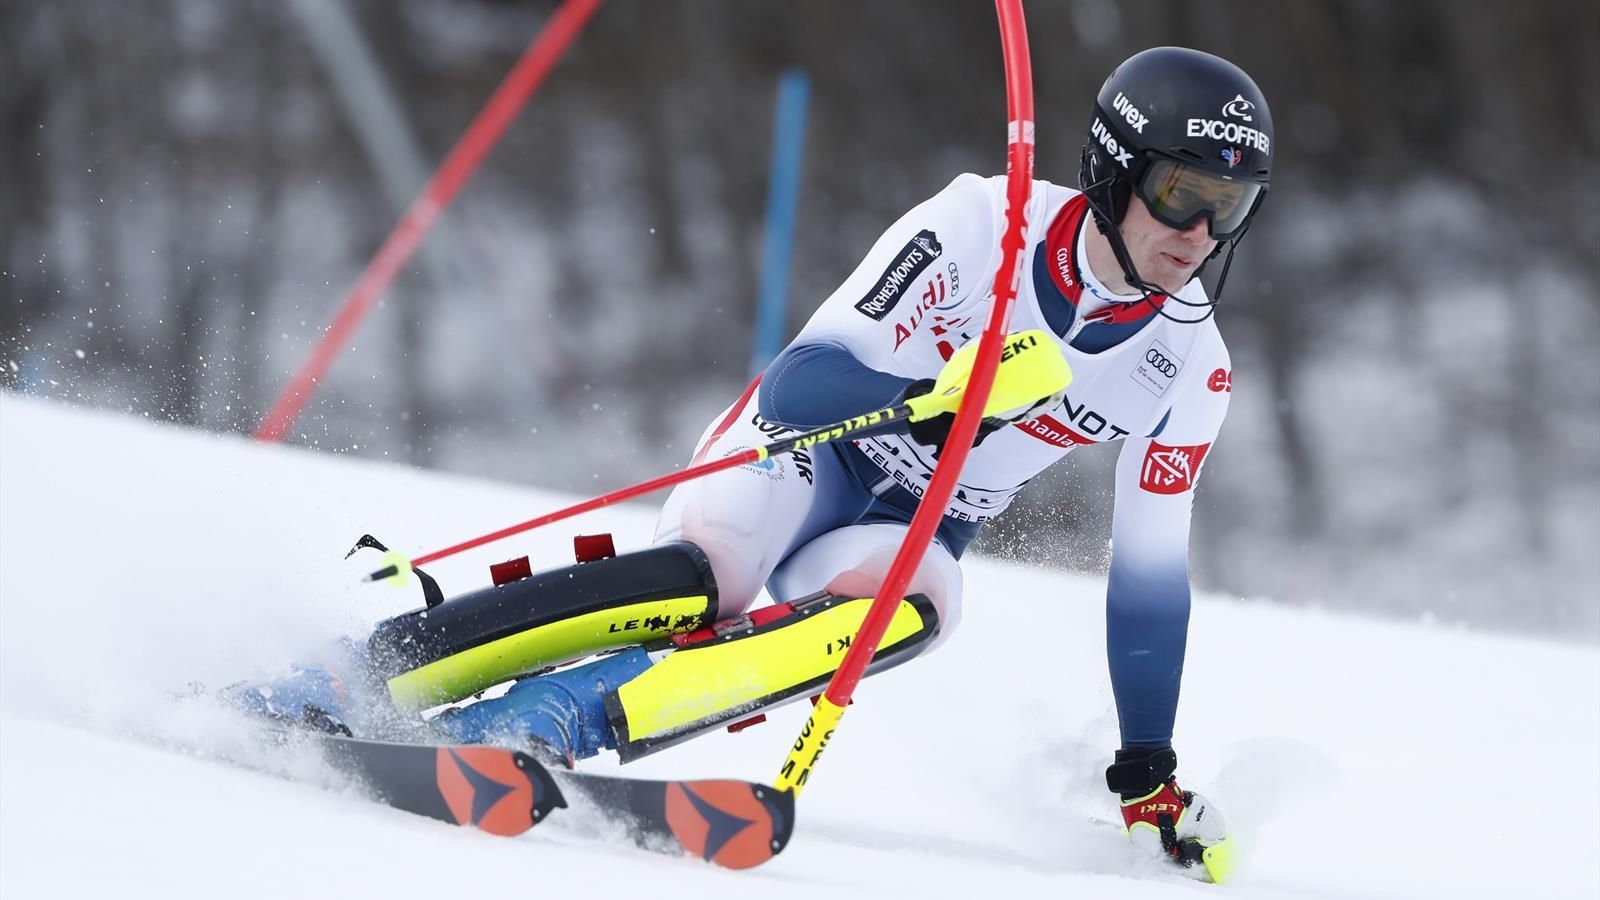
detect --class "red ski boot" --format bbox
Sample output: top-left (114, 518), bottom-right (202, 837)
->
top-left (1107, 747), bottom-right (1236, 883)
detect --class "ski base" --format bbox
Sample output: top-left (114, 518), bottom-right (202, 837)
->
top-left (318, 734), bottom-right (794, 869)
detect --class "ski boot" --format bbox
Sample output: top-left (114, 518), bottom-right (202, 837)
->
top-left (429, 648), bottom-right (653, 765)
top-left (1106, 747), bottom-right (1236, 883)
top-left (219, 637), bottom-right (368, 737)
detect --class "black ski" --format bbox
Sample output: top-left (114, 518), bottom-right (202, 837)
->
top-left (317, 734), bottom-right (795, 869)
top-left (316, 735), bottom-right (564, 835)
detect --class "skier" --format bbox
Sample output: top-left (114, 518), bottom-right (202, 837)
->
top-left (234, 46), bottom-right (1270, 883)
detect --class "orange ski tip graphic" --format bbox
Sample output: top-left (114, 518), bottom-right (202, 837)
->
top-left (435, 747), bottom-right (537, 836)
top-left (664, 781), bottom-right (779, 869)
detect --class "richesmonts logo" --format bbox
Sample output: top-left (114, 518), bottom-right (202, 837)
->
top-left (855, 229), bottom-right (943, 321)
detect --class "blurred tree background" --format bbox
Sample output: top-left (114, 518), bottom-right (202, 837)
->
top-left (3, 0), bottom-right (1597, 637)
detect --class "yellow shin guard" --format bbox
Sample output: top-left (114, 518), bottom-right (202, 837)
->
top-left (606, 592), bottom-right (940, 762)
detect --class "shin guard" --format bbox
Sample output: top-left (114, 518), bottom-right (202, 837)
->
top-left (367, 542), bottom-right (717, 713)
top-left (606, 592), bottom-right (940, 762)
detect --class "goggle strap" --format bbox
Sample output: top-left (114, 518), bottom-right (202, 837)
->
top-left (1208, 225), bottom-right (1248, 303)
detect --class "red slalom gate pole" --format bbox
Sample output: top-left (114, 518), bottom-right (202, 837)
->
top-left (774, 0), bottom-right (1034, 796)
top-left (255, 0), bottom-right (605, 442)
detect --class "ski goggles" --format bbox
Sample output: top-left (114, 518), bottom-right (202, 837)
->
top-left (1135, 157), bottom-right (1263, 240)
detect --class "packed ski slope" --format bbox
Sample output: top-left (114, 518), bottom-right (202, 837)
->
top-left (2, 394), bottom-right (1596, 899)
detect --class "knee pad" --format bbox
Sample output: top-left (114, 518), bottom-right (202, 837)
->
top-left (367, 542), bottom-right (717, 713)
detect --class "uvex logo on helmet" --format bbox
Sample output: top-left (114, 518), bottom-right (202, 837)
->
top-left (1111, 92), bottom-right (1149, 133)
top-left (1091, 117), bottom-right (1135, 168)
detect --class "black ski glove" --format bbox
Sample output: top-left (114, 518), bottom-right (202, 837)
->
top-left (898, 378), bottom-right (1005, 457)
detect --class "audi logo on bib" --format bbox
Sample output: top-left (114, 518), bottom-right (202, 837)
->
top-left (1131, 338), bottom-right (1184, 398)
top-left (1145, 348), bottom-right (1178, 378)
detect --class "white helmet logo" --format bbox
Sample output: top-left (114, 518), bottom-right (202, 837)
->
top-left (1223, 94), bottom-right (1254, 122)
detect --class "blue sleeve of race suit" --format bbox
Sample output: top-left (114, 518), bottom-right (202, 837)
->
top-left (1104, 556), bottom-right (1192, 750)
top-left (758, 341), bottom-right (914, 429)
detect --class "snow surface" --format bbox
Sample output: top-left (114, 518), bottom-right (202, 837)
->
top-left (2, 394), bottom-right (1596, 899)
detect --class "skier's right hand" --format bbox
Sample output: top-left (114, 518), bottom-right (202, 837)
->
top-left (899, 329), bottom-right (1073, 454)
top-left (898, 378), bottom-right (1002, 454)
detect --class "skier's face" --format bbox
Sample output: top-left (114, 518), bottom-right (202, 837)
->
top-left (1119, 198), bottom-right (1217, 294)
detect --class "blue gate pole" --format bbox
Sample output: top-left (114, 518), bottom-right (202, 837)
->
top-left (750, 69), bottom-right (810, 377)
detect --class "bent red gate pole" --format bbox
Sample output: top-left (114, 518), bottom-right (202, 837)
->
top-left (255, 0), bottom-right (605, 442)
top-left (775, 0), bottom-right (1034, 796)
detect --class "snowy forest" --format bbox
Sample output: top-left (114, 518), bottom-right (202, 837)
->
top-left (3, 0), bottom-right (1597, 638)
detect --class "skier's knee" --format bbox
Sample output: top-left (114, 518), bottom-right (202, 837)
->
top-left (764, 523), bottom-right (964, 645)
top-left (669, 532), bottom-right (765, 618)
top-left (787, 539), bottom-right (963, 651)
top-left (654, 478), bottom-right (780, 617)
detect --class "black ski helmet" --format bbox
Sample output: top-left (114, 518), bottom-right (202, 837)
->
top-left (1079, 47), bottom-right (1273, 308)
